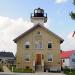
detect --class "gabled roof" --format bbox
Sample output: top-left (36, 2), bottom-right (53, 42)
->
top-left (13, 24), bottom-right (64, 43)
top-left (0, 52), bottom-right (15, 58)
top-left (60, 50), bottom-right (74, 59)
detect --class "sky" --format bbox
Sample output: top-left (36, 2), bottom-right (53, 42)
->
top-left (0, 0), bottom-right (75, 55)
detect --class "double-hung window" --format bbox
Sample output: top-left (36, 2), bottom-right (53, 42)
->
top-left (35, 40), bottom-right (43, 49)
top-left (72, 58), bottom-right (75, 62)
top-left (48, 54), bottom-right (53, 62)
top-left (48, 42), bottom-right (52, 49)
top-left (25, 53), bottom-right (30, 62)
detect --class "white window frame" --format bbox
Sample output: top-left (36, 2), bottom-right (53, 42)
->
top-left (48, 54), bottom-right (53, 62)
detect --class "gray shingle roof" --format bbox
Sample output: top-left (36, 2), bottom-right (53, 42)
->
top-left (0, 52), bottom-right (14, 58)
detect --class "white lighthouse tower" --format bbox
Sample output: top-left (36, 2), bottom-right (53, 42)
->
top-left (31, 8), bottom-right (47, 25)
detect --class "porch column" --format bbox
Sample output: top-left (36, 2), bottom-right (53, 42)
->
top-left (42, 59), bottom-right (44, 72)
top-left (33, 60), bottom-right (35, 72)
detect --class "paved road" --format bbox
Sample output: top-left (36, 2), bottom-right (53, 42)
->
top-left (0, 72), bottom-right (65, 75)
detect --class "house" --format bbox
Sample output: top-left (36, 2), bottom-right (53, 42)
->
top-left (0, 52), bottom-right (15, 66)
top-left (13, 8), bottom-right (64, 72)
top-left (70, 51), bottom-right (75, 69)
top-left (60, 50), bottom-right (75, 69)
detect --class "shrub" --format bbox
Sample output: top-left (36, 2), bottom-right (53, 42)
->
top-left (0, 64), bottom-right (3, 72)
top-left (13, 66), bottom-right (33, 73)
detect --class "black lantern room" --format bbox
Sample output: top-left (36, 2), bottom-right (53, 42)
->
top-left (34, 8), bottom-right (44, 17)
top-left (31, 8), bottom-right (47, 23)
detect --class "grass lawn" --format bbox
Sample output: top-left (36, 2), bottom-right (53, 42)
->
top-left (9, 65), bottom-right (33, 73)
top-left (64, 68), bottom-right (75, 75)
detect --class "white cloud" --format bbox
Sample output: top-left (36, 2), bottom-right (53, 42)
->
top-left (1, 15), bottom-right (75, 55)
top-left (55, 0), bottom-right (67, 4)
top-left (0, 16), bottom-right (33, 55)
top-left (0, 16), bottom-right (51, 55)
top-left (61, 32), bottom-right (75, 51)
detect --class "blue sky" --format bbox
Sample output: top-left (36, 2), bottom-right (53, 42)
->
top-left (0, 0), bottom-right (74, 38)
top-left (0, 0), bottom-right (75, 54)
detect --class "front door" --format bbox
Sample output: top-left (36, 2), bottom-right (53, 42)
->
top-left (36, 54), bottom-right (41, 65)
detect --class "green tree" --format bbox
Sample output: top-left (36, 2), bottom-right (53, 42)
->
top-left (70, 0), bottom-right (75, 20)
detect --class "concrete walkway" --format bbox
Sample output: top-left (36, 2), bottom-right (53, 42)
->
top-left (3, 65), bottom-right (11, 72)
top-left (0, 72), bottom-right (65, 75)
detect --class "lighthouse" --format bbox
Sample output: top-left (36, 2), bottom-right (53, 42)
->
top-left (31, 8), bottom-right (47, 25)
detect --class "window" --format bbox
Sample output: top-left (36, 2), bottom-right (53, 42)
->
top-left (72, 59), bottom-right (75, 62)
top-left (48, 55), bottom-right (53, 62)
top-left (48, 42), bottom-right (52, 48)
top-left (25, 45), bottom-right (29, 48)
top-left (25, 41), bottom-right (30, 49)
top-left (36, 31), bottom-right (42, 36)
top-left (35, 41), bottom-right (43, 49)
top-left (37, 31), bottom-right (41, 35)
top-left (25, 54), bottom-right (30, 62)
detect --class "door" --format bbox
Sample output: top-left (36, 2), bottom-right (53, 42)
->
top-left (36, 54), bottom-right (41, 65)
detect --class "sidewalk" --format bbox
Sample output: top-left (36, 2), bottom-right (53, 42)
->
top-left (0, 72), bottom-right (65, 75)
top-left (3, 65), bottom-right (11, 72)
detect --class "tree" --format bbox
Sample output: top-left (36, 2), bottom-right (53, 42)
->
top-left (70, 0), bottom-right (75, 20)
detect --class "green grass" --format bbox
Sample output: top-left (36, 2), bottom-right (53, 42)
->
top-left (13, 68), bottom-right (33, 73)
top-left (64, 68), bottom-right (75, 75)
top-left (9, 65), bottom-right (33, 73)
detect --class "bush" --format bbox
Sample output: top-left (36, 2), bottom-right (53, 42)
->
top-left (0, 65), bottom-right (3, 72)
top-left (63, 68), bottom-right (75, 75)
top-left (13, 66), bottom-right (33, 73)
top-left (14, 68), bottom-right (33, 73)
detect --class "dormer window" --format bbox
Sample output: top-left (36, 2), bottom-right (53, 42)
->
top-left (25, 41), bottom-right (30, 49)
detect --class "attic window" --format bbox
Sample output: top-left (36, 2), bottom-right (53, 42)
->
top-left (36, 31), bottom-right (41, 35)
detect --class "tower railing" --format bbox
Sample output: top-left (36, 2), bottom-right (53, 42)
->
top-left (31, 13), bottom-right (47, 18)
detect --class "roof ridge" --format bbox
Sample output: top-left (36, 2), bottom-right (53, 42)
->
top-left (13, 24), bottom-right (64, 43)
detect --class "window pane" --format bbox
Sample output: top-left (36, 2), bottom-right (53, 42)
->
top-left (25, 54), bottom-right (30, 61)
top-left (25, 41), bottom-right (30, 49)
top-left (48, 55), bottom-right (53, 62)
top-left (35, 41), bottom-right (43, 49)
top-left (37, 31), bottom-right (40, 34)
top-left (25, 45), bottom-right (29, 48)
top-left (48, 43), bottom-right (52, 48)
top-left (48, 58), bottom-right (52, 61)
top-left (72, 59), bottom-right (75, 62)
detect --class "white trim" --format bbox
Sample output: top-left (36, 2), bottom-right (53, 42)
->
top-left (25, 41), bottom-right (30, 45)
top-left (25, 59), bottom-right (30, 62)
